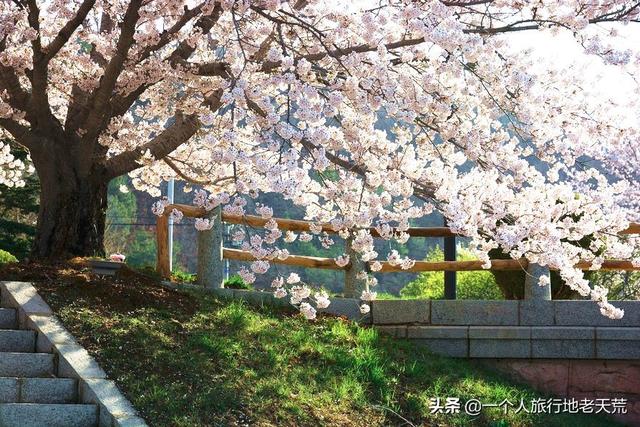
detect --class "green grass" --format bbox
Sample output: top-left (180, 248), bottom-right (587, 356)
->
top-left (0, 249), bottom-right (18, 265)
top-left (37, 281), bottom-right (619, 427)
top-left (170, 269), bottom-right (197, 284)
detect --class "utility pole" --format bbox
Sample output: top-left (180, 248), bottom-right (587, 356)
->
top-left (224, 223), bottom-right (230, 281)
top-left (167, 178), bottom-right (175, 273)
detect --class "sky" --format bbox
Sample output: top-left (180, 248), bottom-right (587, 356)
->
top-left (505, 24), bottom-right (640, 122)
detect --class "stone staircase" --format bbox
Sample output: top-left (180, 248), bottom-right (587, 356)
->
top-left (0, 304), bottom-right (98, 427)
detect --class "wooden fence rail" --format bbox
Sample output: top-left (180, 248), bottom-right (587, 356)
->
top-left (216, 250), bottom-right (640, 273)
top-left (376, 259), bottom-right (639, 273)
top-left (160, 203), bottom-right (457, 237)
top-left (223, 248), bottom-right (343, 270)
top-left (156, 203), bottom-right (640, 297)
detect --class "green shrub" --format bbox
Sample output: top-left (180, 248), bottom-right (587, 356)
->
top-left (224, 274), bottom-right (252, 290)
top-left (172, 270), bottom-right (197, 284)
top-left (588, 255), bottom-right (640, 300)
top-left (374, 292), bottom-right (400, 300)
top-left (0, 249), bottom-right (18, 265)
top-left (401, 246), bottom-right (503, 300)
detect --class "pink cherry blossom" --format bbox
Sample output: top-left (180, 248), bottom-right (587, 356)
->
top-left (109, 253), bottom-right (126, 263)
top-left (1, 0), bottom-right (638, 319)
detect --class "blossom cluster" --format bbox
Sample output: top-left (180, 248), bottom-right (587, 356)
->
top-left (138, 0), bottom-right (639, 319)
top-left (0, 142), bottom-right (30, 189)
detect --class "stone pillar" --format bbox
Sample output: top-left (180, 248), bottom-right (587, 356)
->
top-left (343, 237), bottom-right (366, 298)
top-left (524, 263), bottom-right (551, 300)
top-left (197, 207), bottom-right (224, 289)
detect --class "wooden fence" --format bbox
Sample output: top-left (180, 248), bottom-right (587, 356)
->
top-left (156, 203), bottom-right (640, 297)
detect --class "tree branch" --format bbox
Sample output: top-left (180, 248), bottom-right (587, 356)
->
top-left (440, 0), bottom-right (493, 5)
top-left (463, 6), bottom-right (640, 34)
top-left (104, 3), bottom-right (224, 129)
top-left (135, 3), bottom-right (205, 64)
top-left (185, 60), bottom-right (231, 77)
top-left (109, 83), bottom-right (155, 119)
top-left (0, 38), bottom-right (30, 113)
top-left (82, 0), bottom-right (143, 142)
top-left (24, 0), bottom-right (51, 121)
top-left (104, 112), bottom-right (201, 179)
top-left (64, 83), bottom-right (91, 131)
top-left (104, 85), bottom-right (225, 179)
top-left (163, 157), bottom-right (235, 186)
top-left (163, 157), bottom-right (211, 185)
top-left (166, 3), bottom-right (223, 66)
top-left (244, 97), bottom-right (436, 200)
top-left (0, 117), bottom-right (37, 149)
top-left (0, 67), bottom-right (30, 113)
top-left (260, 36), bottom-right (426, 72)
top-left (43, 0), bottom-right (97, 61)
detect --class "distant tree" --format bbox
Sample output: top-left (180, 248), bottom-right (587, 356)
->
top-left (401, 246), bottom-right (503, 300)
top-left (104, 176), bottom-right (166, 267)
top-left (589, 258), bottom-right (640, 300)
top-left (104, 175), bottom-right (137, 255)
top-left (123, 228), bottom-right (158, 268)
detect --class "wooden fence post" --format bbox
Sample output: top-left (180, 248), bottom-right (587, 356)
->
top-left (156, 213), bottom-right (170, 279)
top-left (524, 263), bottom-right (551, 300)
top-left (197, 207), bottom-right (224, 289)
top-left (443, 218), bottom-right (457, 299)
top-left (343, 237), bottom-right (366, 298)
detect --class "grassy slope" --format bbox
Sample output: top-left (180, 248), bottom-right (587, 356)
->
top-left (1, 262), bottom-right (619, 427)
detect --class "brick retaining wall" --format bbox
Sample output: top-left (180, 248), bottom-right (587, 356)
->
top-left (481, 359), bottom-right (640, 425)
top-left (369, 299), bottom-right (640, 425)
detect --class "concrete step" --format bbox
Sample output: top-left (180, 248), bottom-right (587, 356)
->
top-left (0, 403), bottom-right (98, 427)
top-left (0, 308), bottom-right (17, 329)
top-left (0, 378), bottom-right (78, 403)
top-left (0, 330), bottom-right (35, 353)
top-left (0, 353), bottom-right (54, 377)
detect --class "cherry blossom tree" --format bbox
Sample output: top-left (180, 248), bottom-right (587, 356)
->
top-left (607, 141), bottom-right (640, 222)
top-left (1, 0), bottom-right (639, 317)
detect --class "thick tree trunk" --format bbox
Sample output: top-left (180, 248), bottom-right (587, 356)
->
top-left (488, 249), bottom-right (581, 299)
top-left (30, 143), bottom-right (109, 259)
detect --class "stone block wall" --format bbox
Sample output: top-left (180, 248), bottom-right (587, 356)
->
top-left (370, 300), bottom-right (640, 360)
